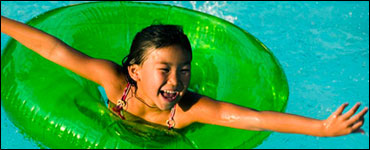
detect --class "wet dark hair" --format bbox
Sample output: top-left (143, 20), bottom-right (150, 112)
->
top-left (122, 25), bottom-right (192, 87)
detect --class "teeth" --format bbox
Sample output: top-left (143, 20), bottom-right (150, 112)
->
top-left (163, 90), bottom-right (178, 94)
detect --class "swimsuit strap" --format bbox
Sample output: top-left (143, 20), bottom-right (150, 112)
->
top-left (166, 104), bottom-right (177, 130)
top-left (121, 83), bottom-right (132, 104)
top-left (112, 83), bottom-right (131, 119)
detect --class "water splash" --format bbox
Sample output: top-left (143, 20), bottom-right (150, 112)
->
top-left (139, 1), bottom-right (238, 23)
top-left (189, 1), bottom-right (237, 23)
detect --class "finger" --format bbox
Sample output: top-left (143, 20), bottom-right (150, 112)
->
top-left (332, 103), bottom-right (349, 117)
top-left (352, 128), bottom-right (365, 134)
top-left (342, 103), bottom-right (361, 119)
top-left (347, 107), bottom-right (368, 125)
top-left (351, 120), bottom-right (364, 132)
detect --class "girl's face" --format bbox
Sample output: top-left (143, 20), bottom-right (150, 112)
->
top-left (131, 45), bottom-right (191, 110)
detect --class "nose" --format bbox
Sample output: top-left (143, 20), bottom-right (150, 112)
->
top-left (168, 71), bottom-right (182, 90)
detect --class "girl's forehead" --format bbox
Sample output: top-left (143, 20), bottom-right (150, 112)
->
top-left (145, 46), bottom-right (191, 65)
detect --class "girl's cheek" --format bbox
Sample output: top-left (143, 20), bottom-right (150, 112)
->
top-left (182, 73), bottom-right (191, 82)
top-left (154, 72), bottom-right (166, 83)
top-left (181, 78), bottom-right (190, 89)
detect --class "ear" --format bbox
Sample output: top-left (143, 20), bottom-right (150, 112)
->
top-left (128, 64), bottom-right (141, 82)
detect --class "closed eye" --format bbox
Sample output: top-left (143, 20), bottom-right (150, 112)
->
top-left (160, 68), bottom-right (170, 73)
top-left (181, 69), bottom-right (190, 75)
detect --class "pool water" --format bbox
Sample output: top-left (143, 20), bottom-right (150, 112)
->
top-left (1, 1), bottom-right (369, 149)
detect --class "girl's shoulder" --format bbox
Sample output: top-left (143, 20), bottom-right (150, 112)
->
top-left (176, 90), bottom-right (227, 127)
top-left (102, 68), bottom-right (128, 104)
top-left (176, 91), bottom-right (217, 124)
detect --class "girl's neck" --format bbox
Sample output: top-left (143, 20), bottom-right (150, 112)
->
top-left (127, 86), bottom-right (167, 114)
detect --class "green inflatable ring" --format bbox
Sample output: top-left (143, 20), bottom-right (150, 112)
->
top-left (1, 1), bottom-right (289, 149)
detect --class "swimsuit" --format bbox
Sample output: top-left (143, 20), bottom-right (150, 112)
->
top-left (109, 83), bottom-right (176, 130)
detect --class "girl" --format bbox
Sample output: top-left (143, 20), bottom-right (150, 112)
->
top-left (1, 15), bottom-right (368, 137)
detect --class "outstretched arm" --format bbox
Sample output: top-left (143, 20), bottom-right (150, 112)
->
top-left (255, 102), bottom-right (367, 137)
top-left (1, 16), bottom-right (126, 94)
top-left (1, 16), bottom-right (61, 58)
top-left (190, 94), bottom-right (368, 137)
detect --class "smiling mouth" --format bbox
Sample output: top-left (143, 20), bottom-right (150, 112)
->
top-left (160, 90), bottom-right (179, 102)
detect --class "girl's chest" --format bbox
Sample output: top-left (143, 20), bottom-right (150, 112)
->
top-left (108, 101), bottom-right (192, 129)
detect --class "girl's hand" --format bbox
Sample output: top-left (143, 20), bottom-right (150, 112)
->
top-left (322, 102), bottom-right (368, 137)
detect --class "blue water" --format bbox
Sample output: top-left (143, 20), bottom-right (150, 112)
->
top-left (1, 1), bottom-right (369, 149)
